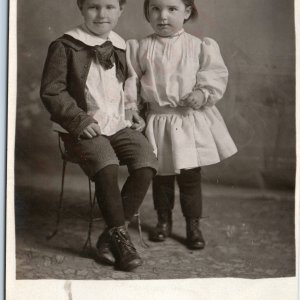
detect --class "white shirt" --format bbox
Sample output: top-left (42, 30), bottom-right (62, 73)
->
top-left (53, 24), bottom-right (131, 136)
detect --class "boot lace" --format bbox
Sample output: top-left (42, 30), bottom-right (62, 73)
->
top-left (112, 227), bottom-right (137, 255)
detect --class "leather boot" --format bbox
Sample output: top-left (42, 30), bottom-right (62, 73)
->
top-left (186, 218), bottom-right (205, 250)
top-left (95, 228), bottom-right (115, 265)
top-left (109, 226), bottom-right (143, 271)
top-left (149, 210), bottom-right (172, 242)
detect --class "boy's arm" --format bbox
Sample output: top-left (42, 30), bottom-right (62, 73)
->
top-left (40, 40), bottom-right (96, 138)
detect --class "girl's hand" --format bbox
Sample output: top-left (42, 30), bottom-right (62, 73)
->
top-left (131, 111), bottom-right (146, 132)
top-left (181, 90), bottom-right (206, 110)
top-left (81, 123), bottom-right (101, 139)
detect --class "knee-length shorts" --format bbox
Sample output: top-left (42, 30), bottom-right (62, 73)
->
top-left (60, 128), bottom-right (158, 179)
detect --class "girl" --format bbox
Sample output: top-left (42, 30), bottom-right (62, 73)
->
top-left (125, 0), bottom-right (237, 249)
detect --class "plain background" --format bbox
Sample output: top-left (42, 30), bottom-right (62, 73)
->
top-left (15, 0), bottom-right (295, 190)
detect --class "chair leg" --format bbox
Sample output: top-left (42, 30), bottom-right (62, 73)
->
top-left (135, 211), bottom-right (149, 248)
top-left (82, 179), bottom-right (96, 253)
top-left (47, 159), bottom-right (67, 240)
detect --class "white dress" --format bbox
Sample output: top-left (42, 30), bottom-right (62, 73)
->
top-left (125, 30), bottom-right (237, 175)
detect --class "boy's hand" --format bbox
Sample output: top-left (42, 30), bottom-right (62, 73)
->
top-left (131, 111), bottom-right (146, 132)
top-left (81, 123), bottom-right (101, 139)
top-left (180, 90), bottom-right (205, 110)
top-left (125, 109), bottom-right (134, 122)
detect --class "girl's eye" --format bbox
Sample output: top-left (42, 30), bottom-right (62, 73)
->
top-left (151, 6), bottom-right (159, 11)
top-left (106, 5), bottom-right (115, 9)
top-left (88, 5), bottom-right (97, 9)
top-left (169, 7), bottom-right (177, 12)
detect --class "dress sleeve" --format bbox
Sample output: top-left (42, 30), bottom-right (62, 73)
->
top-left (195, 38), bottom-right (229, 106)
top-left (124, 39), bottom-right (143, 111)
top-left (40, 40), bottom-right (96, 138)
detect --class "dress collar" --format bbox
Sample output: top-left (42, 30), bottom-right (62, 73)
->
top-left (155, 29), bottom-right (185, 39)
top-left (64, 24), bottom-right (126, 50)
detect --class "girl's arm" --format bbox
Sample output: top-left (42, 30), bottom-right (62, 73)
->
top-left (124, 40), bottom-right (146, 131)
top-left (40, 40), bottom-right (97, 139)
top-left (194, 38), bottom-right (229, 107)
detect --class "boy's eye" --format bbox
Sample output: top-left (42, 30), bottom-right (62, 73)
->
top-left (169, 7), bottom-right (177, 12)
top-left (106, 5), bottom-right (115, 9)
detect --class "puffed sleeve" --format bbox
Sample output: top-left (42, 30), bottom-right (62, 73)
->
top-left (124, 39), bottom-right (143, 111)
top-left (194, 38), bottom-right (229, 106)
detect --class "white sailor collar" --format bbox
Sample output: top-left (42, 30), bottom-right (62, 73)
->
top-left (64, 24), bottom-right (126, 50)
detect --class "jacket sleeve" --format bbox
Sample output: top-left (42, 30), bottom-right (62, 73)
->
top-left (124, 39), bottom-right (143, 111)
top-left (194, 38), bottom-right (229, 107)
top-left (40, 40), bottom-right (96, 138)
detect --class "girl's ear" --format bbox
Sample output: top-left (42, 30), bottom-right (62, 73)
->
top-left (184, 6), bottom-right (192, 20)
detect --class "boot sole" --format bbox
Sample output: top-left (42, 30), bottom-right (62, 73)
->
top-left (95, 254), bottom-right (115, 265)
top-left (187, 243), bottom-right (205, 250)
top-left (117, 258), bottom-right (143, 272)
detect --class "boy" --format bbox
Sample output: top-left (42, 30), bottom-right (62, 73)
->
top-left (40, 0), bottom-right (158, 271)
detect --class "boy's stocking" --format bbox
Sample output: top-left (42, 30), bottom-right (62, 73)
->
top-left (94, 165), bottom-right (125, 228)
top-left (121, 167), bottom-right (155, 221)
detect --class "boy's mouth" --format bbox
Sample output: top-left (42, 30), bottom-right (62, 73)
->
top-left (94, 21), bottom-right (110, 24)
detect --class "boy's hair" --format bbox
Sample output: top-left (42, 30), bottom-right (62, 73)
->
top-left (143, 0), bottom-right (198, 23)
top-left (77, 0), bottom-right (126, 10)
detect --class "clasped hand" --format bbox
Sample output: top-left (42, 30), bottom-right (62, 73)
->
top-left (179, 90), bottom-right (205, 110)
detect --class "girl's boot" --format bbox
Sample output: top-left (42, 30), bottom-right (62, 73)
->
top-left (149, 210), bottom-right (172, 241)
top-left (186, 217), bottom-right (205, 249)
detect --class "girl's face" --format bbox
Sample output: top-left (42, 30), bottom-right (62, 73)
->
top-left (81, 0), bottom-right (123, 38)
top-left (148, 0), bottom-right (191, 37)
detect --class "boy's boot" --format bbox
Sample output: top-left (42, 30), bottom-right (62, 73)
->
top-left (95, 228), bottom-right (115, 265)
top-left (186, 217), bottom-right (205, 250)
top-left (109, 225), bottom-right (142, 271)
top-left (149, 210), bottom-right (172, 242)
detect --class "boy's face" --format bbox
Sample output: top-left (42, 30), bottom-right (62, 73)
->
top-left (148, 0), bottom-right (191, 37)
top-left (81, 0), bottom-right (123, 38)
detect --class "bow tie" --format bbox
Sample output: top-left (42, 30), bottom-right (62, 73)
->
top-left (92, 41), bottom-right (125, 82)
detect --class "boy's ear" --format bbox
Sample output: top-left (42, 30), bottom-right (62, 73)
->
top-left (184, 6), bottom-right (192, 20)
top-left (119, 4), bottom-right (125, 15)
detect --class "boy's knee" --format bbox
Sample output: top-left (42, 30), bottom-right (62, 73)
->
top-left (132, 167), bottom-right (155, 181)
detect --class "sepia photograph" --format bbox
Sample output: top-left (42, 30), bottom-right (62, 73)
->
top-left (6, 0), bottom-right (298, 298)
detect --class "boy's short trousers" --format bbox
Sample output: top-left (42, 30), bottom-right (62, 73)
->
top-left (60, 127), bottom-right (158, 179)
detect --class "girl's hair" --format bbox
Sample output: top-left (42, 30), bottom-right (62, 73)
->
top-left (143, 0), bottom-right (198, 23)
top-left (77, 0), bottom-right (126, 10)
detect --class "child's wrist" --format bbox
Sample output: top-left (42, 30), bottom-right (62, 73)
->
top-left (192, 88), bottom-right (209, 106)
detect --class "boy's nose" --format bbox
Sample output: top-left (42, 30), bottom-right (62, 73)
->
top-left (97, 8), bottom-right (107, 18)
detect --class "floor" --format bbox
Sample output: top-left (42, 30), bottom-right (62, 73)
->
top-left (14, 173), bottom-right (295, 280)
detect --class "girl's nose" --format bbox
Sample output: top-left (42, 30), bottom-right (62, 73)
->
top-left (160, 10), bottom-right (168, 20)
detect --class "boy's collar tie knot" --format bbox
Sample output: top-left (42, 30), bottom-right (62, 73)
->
top-left (93, 41), bottom-right (125, 82)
